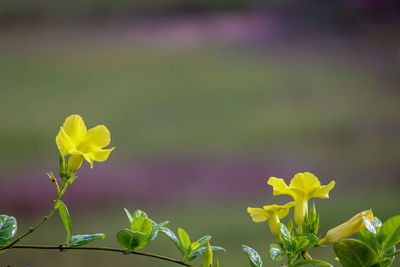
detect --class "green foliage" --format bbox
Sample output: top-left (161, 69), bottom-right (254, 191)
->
top-left (189, 245), bottom-right (225, 261)
top-left (58, 200), bottom-right (72, 243)
top-left (67, 234), bottom-right (105, 247)
top-left (159, 227), bottom-right (185, 255)
top-left (292, 259), bottom-right (332, 267)
top-left (241, 245), bottom-right (263, 267)
top-left (377, 215), bottom-right (400, 252)
top-left (0, 215), bottom-right (17, 245)
top-left (117, 229), bottom-right (148, 251)
top-left (334, 239), bottom-right (379, 267)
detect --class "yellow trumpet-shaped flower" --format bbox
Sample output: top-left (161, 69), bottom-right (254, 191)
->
top-left (56, 114), bottom-right (115, 171)
top-left (268, 172), bottom-right (335, 228)
top-left (247, 202), bottom-right (294, 236)
top-left (319, 210), bottom-right (374, 244)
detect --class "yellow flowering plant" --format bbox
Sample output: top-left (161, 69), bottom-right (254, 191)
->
top-left (243, 172), bottom-right (400, 267)
top-left (1, 115), bottom-right (400, 267)
top-left (0, 114), bottom-right (224, 267)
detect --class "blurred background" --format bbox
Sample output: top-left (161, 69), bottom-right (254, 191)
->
top-left (1, 0), bottom-right (400, 266)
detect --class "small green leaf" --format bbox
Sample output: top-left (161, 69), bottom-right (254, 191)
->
top-left (124, 208), bottom-right (134, 223)
top-left (293, 236), bottom-right (310, 254)
top-left (196, 235), bottom-right (211, 249)
top-left (373, 217), bottom-right (383, 229)
top-left (148, 221), bottom-right (169, 243)
top-left (152, 221), bottom-right (169, 233)
top-left (358, 229), bottom-right (379, 253)
top-left (67, 233), bottom-right (105, 247)
top-left (0, 215), bottom-right (17, 245)
top-left (302, 234), bottom-right (318, 250)
top-left (116, 229), bottom-right (148, 250)
top-left (58, 200), bottom-right (72, 243)
top-left (269, 243), bottom-right (285, 261)
top-left (292, 259), bottom-right (333, 267)
top-left (378, 215), bottom-right (400, 251)
top-left (178, 228), bottom-right (191, 251)
top-left (385, 249), bottom-right (400, 258)
top-left (132, 210), bottom-right (148, 220)
top-left (334, 239), bottom-right (379, 267)
top-left (242, 245), bottom-right (263, 267)
top-left (191, 242), bottom-right (200, 253)
top-left (362, 216), bottom-right (376, 235)
top-left (130, 217), bottom-right (153, 237)
top-left (159, 227), bottom-right (185, 255)
top-left (279, 223), bottom-right (291, 247)
top-left (189, 246), bottom-right (225, 261)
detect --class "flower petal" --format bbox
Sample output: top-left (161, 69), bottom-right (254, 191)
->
top-left (88, 148), bottom-right (115, 162)
top-left (56, 127), bottom-right (75, 156)
top-left (247, 207), bottom-right (268, 222)
top-left (80, 125), bottom-right (111, 151)
top-left (62, 115), bottom-right (87, 144)
top-left (289, 172), bottom-right (321, 194)
top-left (267, 177), bottom-right (297, 199)
top-left (311, 180), bottom-right (336, 199)
top-left (68, 154), bottom-right (84, 171)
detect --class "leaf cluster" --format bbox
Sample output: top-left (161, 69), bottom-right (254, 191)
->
top-left (334, 215), bottom-right (400, 267)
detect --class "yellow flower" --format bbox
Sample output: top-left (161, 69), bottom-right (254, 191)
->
top-left (319, 210), bottom-right (374, 244)
top-left (247, 202), bottom-right (294, 236)
top-left (268, 172), bottom-right (335, 228)
top-left (56, 114), bottom-right (115, 171)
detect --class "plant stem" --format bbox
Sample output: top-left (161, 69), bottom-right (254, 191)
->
top-left (0, 244), bottom-right (195, 266)
top-left (0, 187), bottom-right (65, 251)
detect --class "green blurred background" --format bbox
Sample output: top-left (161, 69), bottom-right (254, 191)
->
top-left (1, 0), bottom-right (400, 266)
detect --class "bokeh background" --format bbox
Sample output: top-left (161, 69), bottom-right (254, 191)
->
top-left (1, 1), bottom-right (400, 266)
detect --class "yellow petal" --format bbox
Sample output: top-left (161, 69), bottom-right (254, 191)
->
top-left (56, 127), bottom-right (75, 156)
top-left (267, 177), bottom-right (297, 199)
top-left (88, 148), bottom-right (115, 162)
top-left (62, 115), bottom-right (87, 144)
top-left (68, 154), bottom-right (84, 171)
top-left (311, 180), bottom-right (336, 199)
top-left (247, 207), bottom-right (268, 222)
top-left (289, 172), bottom-right (321, 196)
top-left (83, 125), bottom-right (111, 149)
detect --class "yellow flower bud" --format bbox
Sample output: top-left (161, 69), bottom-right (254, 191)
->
top-left (319, 210), bottom-right (374, 244)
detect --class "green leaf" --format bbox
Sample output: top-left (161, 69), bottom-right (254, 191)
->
top-left (362, 216), bottom-right (376, 235)
top-left (358, 229), bottom-right (379, 253)
top-left (132, 210), bottom-right (148, 220)
top-left (58, 200), bottom-right (72, 243)
top-left (178, 228), bottom-right (191, 251)
top-left (377, 215), bottom-right (400, 251)
top-left (124, 208), bottom-right (134, 223)
top-left (279, 223), bottom-right (291, 248)
top-left (242, 245), bottom-right (263, 267)
top-left (269, 243), bottom-right (285, 261)
top-left (385, 249), bottom-right (400, 258)
top-left (159, 227), bottom-right (185, 255)
top-left (373, 217), bottom-right (383, 229)
top-left (116, 229), bottom-right (148, 250)
top-left (334, 239), bottom-right (379, 267)
top-left (191, 242), bottom-right (200, 253)
top-left (189, 246), bottom-right (225, 261)
top-left (67, 233), bottom-right (105, 247)
top-left (293, 236), bottom-right (310, 254)
top-left (130, 217), bottom-right (153, 237)
top-left (0, 215), bottom-right (17, 245)
top-left (148, 221), bottom-right (169, 243)
top-left (292, 259), bottom-right (333, 267)
top-left (196, 235), bottom-right (211, 249)
top-left (302, 234), bottom-right (319, 251)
